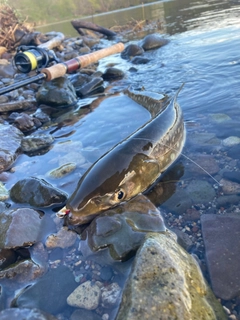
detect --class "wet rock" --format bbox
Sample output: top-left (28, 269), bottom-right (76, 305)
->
top-left (13, 113), bottom-right (35, 132)
top-left (81, 195), bottom-right (166, 261)
top-left (21, 134), bottom-right (54, 153)
top-left (0, 207), bottom-right (43, 249)
top-left (220, 178), bottom-right (240, 194)
top-left (16, 265), bottom-right (77, 314)
top-left (0, 123), bottom-right (23, 172)
top-left (67, 280), bottom-right (101, 310)
top-left (0, 181), bottom-right (9, 200)
top-left (120, 44), bottom-right (144, 59)
top-left (102, 68), bottom-right (124, 81)
top-left (101, 282), bottom-right (122, 308)
top-left (10, 177), bottom-right (67, 207)
top-left (116, 232), bottom-right (226, 320)
top-left (76, 76), bottom-right (104, 97)
top-left (48, 162), bottom-right (76, 178)
top-left (201, 214), bottom-right (240, 300)
top-left (0, 259), bottom-right (46, 284)
top-left (131, 56), bottom-right (150, 64)
top-left (141, 33), bottom-right (169, 50)
top-left (186, 180), bottom-right (216, 204)
top-left (0, 248), bottom-right (17, 270)
top-left (45, 227), bottom-right (77, 249)
top-left (0, 308), bottom-right (58, 320)
top-left (36, 76), bottom-right (77, 107)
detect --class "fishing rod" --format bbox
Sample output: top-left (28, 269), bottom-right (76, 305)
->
top-left (0, 42), bottom-right (124, 95)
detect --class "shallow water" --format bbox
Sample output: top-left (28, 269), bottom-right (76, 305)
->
top-left (3, 0), bottom-right (240, 317)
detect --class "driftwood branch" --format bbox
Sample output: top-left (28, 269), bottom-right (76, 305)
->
top-left (39, 32), bottom-right (65, 50)
top-left (71, 20), bottom-right (116, 38)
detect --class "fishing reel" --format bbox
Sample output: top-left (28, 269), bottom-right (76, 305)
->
top-left (13, 45), bottom-right (59, 73)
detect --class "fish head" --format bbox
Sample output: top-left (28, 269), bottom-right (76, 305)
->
top-left (60, 151), bottom-right (160, 226)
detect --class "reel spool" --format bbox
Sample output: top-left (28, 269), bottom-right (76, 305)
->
top-left (13, 46), bottom-right (58, 73)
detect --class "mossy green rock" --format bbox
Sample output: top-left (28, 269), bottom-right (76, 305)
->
top-left (116, 232), bottom-right (226, 320)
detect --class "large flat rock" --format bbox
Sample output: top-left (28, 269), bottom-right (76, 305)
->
top-left (201, 214), bottom-right (240, 300)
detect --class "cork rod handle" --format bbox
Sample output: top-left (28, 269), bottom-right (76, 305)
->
top-left (41, 42), bottom-right (124, 81)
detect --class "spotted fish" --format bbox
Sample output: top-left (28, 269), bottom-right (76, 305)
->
top-left (57, 86), bottom-right (186, 225)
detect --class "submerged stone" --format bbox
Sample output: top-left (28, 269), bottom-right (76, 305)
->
top-left (81, 195), bottom-right (166, 261)
top-left (116, 232), bottom-right (226, 320)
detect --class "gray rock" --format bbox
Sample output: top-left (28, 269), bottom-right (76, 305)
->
top-left (0, 308), bottom-right (58, 320)
top-left (10, 177), bottom-right (67, 207)
top-left (201, 214), bottom-right (240, 300)
top-left (0, 123), bottom-right (23, 172)
top-left (116, 232), bottom-right (226, 320)
top-left (21, 134), bottom-right (54, 153)
top-left (141, 34), bottom-right (169, 50)
top-left (67, 280), bottom-right (101, 310)
top-left (36, 76), bottom-right (77, 107)
top-left (16, 265), bottom-right (77, 314)
top-left (0, 207), bottom-right (43, 249)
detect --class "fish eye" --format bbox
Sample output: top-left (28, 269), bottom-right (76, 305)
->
top-left (117, 189), bottom-right (125, 200)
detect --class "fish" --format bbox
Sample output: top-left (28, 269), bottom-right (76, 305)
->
top-left (57, 86), bottom-right (186, 225)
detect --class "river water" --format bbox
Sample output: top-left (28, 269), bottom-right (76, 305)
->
top-left (11, 0), bottom-right (240, 201)
top-left (3, 0), bottom-right (240, 317)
